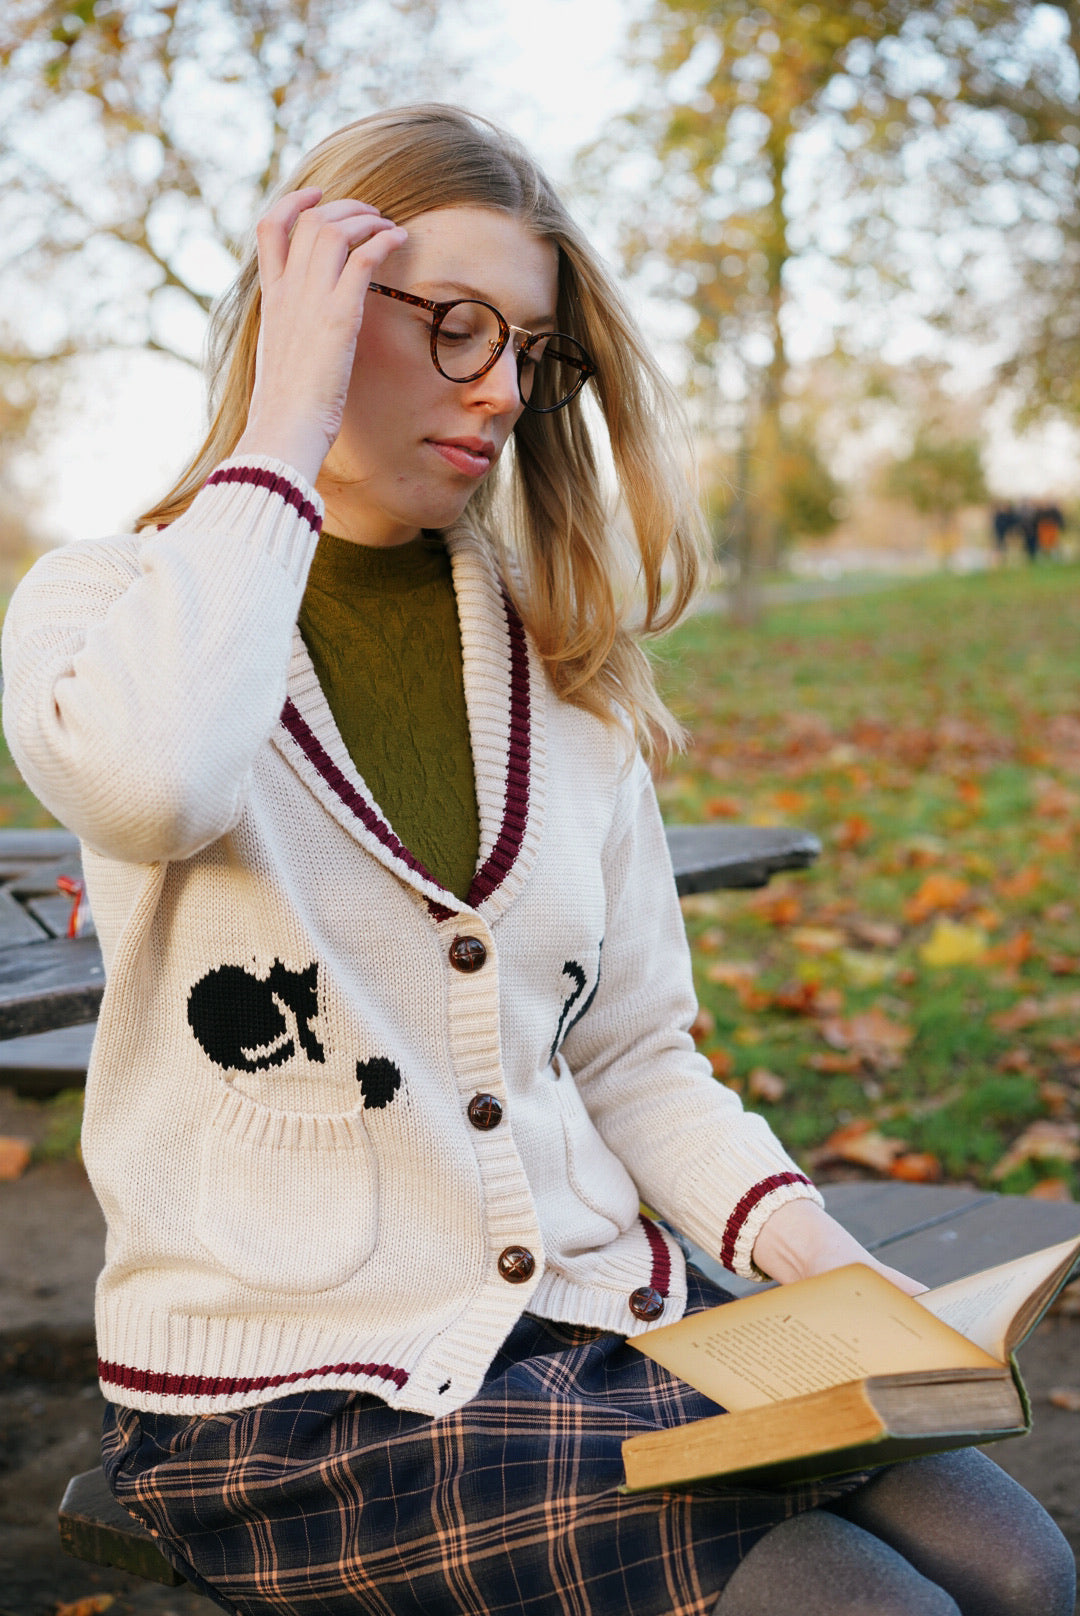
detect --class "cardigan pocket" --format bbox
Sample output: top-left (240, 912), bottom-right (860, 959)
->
top-left (195, 1084), bottom-right (378, 1294)
top-left (549, 1054), bottom-right (640, 1233)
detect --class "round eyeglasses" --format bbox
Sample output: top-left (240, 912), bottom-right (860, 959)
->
top-left (367, 282), bottom-right (597, 414)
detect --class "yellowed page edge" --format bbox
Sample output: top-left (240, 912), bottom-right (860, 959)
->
top-left (632, 1264), bottom-right (1000, 1410)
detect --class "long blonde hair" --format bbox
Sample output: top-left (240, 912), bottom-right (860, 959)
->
top-left (139, 104), bottom-right (706, 764)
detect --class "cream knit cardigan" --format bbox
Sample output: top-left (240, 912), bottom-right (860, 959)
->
top-left (1, 456), bottom-right (821, 1418)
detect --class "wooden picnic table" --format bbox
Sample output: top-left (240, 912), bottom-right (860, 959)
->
top-left (0, 823), bottom-right (820, 1058)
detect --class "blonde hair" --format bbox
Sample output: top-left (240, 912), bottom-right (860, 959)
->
top-left (139, 104), bottom-right (706, 764)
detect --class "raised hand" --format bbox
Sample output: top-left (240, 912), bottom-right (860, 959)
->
top-left (233, 188), bottom-right (408, 485)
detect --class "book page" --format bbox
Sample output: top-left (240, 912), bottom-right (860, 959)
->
top-left (918, 1237), bottom-right (1080, 1358)
top-left (633, 1265), bottom-right (999, 1411)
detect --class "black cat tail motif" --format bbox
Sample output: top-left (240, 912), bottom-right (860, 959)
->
top-left (548, 943), bottom-right (603, 1064)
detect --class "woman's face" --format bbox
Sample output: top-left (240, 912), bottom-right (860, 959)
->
top-left (317, 205), bottom-right (559, 547)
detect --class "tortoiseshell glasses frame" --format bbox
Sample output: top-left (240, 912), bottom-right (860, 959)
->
top-left (367, 282), bottom-right (597, 413)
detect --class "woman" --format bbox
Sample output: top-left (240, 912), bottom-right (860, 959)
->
top-left (3, 104), bottom-right (1073, 1616)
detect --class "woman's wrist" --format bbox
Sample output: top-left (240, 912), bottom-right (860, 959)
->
top-left (232, 419), bottom-right (330, 491)
top-left (751, 1196), bottom-right (928, 1296)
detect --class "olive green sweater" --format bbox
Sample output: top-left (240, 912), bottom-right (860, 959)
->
top-left (298, 531), bottom-right (479, 900)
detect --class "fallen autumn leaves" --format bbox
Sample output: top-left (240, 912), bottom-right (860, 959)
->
top-left (664, 566), bottom-right (1080, 1196)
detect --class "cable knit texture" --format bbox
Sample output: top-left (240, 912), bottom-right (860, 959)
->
top-left (1, 454), bottom-right (822, 1419)
top-left (298, 530), bottom-right (479, 902)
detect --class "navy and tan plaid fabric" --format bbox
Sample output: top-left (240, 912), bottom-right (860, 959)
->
top-left (101, 1270), bottom-right (868, 1616)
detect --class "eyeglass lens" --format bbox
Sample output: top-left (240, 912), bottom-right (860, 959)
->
top-left (435, 301), bottom-right (591, 411)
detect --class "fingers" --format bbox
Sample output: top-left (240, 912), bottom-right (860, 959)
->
top-left (255, 187), bottom-right (323, 285)
top-left (255, 190), bottom-right (389, 289)
top-left (338, 219), bottom-right (408, 298)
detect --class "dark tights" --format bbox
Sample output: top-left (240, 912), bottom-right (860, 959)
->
top-left (713, 1449), bottom-right (1076, 1616)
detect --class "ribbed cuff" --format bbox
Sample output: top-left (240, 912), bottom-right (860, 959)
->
top-left (674, 1143), bottom-right (824, 1280)
top-left (170, 455), bottom-right (324, 588)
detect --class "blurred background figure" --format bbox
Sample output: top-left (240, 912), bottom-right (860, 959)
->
top-left (1035, 500), bottom-right (1066, 558)
top-left (991, 501), bottom-right (1021, 563)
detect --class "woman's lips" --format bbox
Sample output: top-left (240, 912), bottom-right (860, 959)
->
top-left (427, 439), bottom-right (495, 478)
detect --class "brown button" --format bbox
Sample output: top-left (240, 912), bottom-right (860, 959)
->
top-left (449, 935), bottom-right (487, 973)
top-left (629, 1286), bottom-right (665, 1321)
top-left (497, 1246), bottom-right (535, 1283)
top-left (467, 1093), bottom-right (504, 1130)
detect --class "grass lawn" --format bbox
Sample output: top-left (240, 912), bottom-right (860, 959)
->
top-left (658, 562), bottom-right (1080, 1196)
top-left (1, 564), bottom-right (1078, 1195)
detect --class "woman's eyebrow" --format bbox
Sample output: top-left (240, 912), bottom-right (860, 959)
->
top-left (413, 279), bottom-right (558, 326)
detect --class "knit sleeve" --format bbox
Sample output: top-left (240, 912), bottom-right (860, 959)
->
top-left (560, 752), bottom-right (824, 1280)
top-left (1, 456), bottom-right (322, 864)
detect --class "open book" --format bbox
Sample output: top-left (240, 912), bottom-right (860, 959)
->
top-left (621, 1235), bottom-right (1080, 1492)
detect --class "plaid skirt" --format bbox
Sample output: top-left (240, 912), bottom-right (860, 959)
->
top-left (101, 1269), bottom-right (870, 1616)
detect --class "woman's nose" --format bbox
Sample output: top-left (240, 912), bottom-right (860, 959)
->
top-left (466, 342), bottom-right (522, 415)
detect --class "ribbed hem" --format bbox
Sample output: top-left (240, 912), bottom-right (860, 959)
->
top-left (530, 1219), bottom-right (689, 1337)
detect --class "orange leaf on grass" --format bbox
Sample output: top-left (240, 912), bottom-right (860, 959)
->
top-left (889, 1152), bottom-right (943, 1183)
top-left (995, 866), bottom-right (1043, 900)
top-left (844, 916), bottom-right (903, 950)
top-left (1028, 1181), bottom-right (1075, 1204)
top-left (1034, 780), bottom-right (1079, 819)
top-left (688, 1007), bottom-right (715, 1044)
top-left (997, 1047), bottom-right (1037, 1074)
top-left (704, 961), bottom-right (759, 989)
top-left (1047, 955), bottom-right (1080, 977)
top-left (955, 779), bottom-right (983, 810)
top-left (819, 1007), bottom-right (915, 1071)
top-left (992, 992), bottom-right (1080, 1033)
top-left (835, 815), bottom-right (873, 850)
top-left (904, 873), bottom-right (970, 924)
top-left (708, 1049), bottom-right (735, 1079)
top-left (772, 789), bottom-right (808, 813)
top-left (1037, 830), bottom-right (1072, 855)
top-left (815, 1120), bottom-right (909, 1174)
top-left (704, 795), bottom-right (742, 820)
top-left (748, 890), bottom-right (802, 927)
top-left (807, 1051), bottom-right (863, 1074)
top-left (55, 1598), bottom-right (115, 1616)
top-left (791, 926), bottom-right (846, 956)
top-left (1048, 1387), bottom-right (1080, 1411)
top-left (990, 998), bottom-right (1043, 1033)
top-left (0, 1136), bottom-right (32, 1181)
top-left (991, 1120), bottom-right (1080, 1180)
top-left (985, 930), bottom-right (1035, 968)
top-left (748, 1067), bottom-right (787, 1103)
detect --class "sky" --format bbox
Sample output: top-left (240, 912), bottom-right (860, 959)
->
top-left (17, 0), bottom-right (1080, 546)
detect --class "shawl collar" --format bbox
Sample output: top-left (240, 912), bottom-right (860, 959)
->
top-left (272, 524), bottom-right (547, 927)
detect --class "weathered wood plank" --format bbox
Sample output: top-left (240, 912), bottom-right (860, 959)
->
top-left (59, 1468), bottom-right (184, 1586)
top-left (665, 824), bottom-right (821, 894)
top-left (0, 886), bottom-right (51, 950)
top-left (0, 936), bottom-right (105, 1039)
top-left (24, 894), bottom-right (96, 941)
top-left (4, 856), bottom-right (85, 899)
top-left (0, 829), bottom-right (79, 860)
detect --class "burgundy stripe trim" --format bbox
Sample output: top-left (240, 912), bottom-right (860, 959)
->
top-left (204, 465), bottom-right (322, 536)
top-left (98, 1356), bottom-right (408, 1397)
top-left (426, 897), bottom-right (456, 923)
top-left (720, 1171), bottom-right (813, 1271)
top-left (281, 699), bottom-right (443, 890)
top-left (467, 593), bottom-right (531, 907)
top-left (639, 1213), bottom-right (671, 1296)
